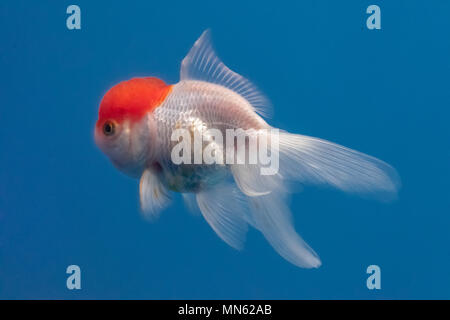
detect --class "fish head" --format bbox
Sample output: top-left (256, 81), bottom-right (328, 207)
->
top-left (95, 77), bottom-right (171, 177)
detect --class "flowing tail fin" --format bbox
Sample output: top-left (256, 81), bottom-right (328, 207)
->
top-left (276, 132), bottom-right (401, 200)
top-left (231, 130), bottom-right (400, 201)
top-left (229, 129), bottom-right (400, 268)
top-left (249, 191), bottom-right (322, 268)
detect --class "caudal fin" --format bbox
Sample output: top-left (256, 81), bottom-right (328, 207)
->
top-left (276, 132), bottom-right (401, 201)
top-left (228, 130), bottom-right (400, 268)
top-left (248, 191), bottom-right (322, 268)
top-left (231, 130), bottom-right (400, 201)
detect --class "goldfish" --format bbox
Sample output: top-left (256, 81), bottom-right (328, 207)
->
top-left (94, 30), bottom-right (400, 268)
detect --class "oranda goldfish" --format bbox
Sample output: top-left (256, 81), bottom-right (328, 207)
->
top-left (95, 30), bottom-right (400, 268)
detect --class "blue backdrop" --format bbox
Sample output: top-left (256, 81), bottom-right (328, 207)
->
top-left (1, 0), bottom-right (449, 299)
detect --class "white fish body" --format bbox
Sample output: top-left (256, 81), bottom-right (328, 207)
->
top-left (96, 30), bottom-right (400, 268)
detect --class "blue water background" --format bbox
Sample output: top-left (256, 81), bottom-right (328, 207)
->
top-left (0, 0), bottom-right (449, 299)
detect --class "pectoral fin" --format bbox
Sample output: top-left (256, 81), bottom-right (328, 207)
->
top-left (139, 169), bottom-right (171, 219)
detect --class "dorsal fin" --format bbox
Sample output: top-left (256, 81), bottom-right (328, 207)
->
top-left (180, 29), bottom-right (272, 118)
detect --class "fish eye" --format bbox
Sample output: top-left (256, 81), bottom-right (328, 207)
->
top-left (103, 121), bottom-right (115, 136)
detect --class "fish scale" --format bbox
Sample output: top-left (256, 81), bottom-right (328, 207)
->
top-left (153, 80), bottom-right (266, 192)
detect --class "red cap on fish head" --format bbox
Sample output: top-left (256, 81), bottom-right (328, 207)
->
top-left (97, 77), bottom-right (172, 126)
